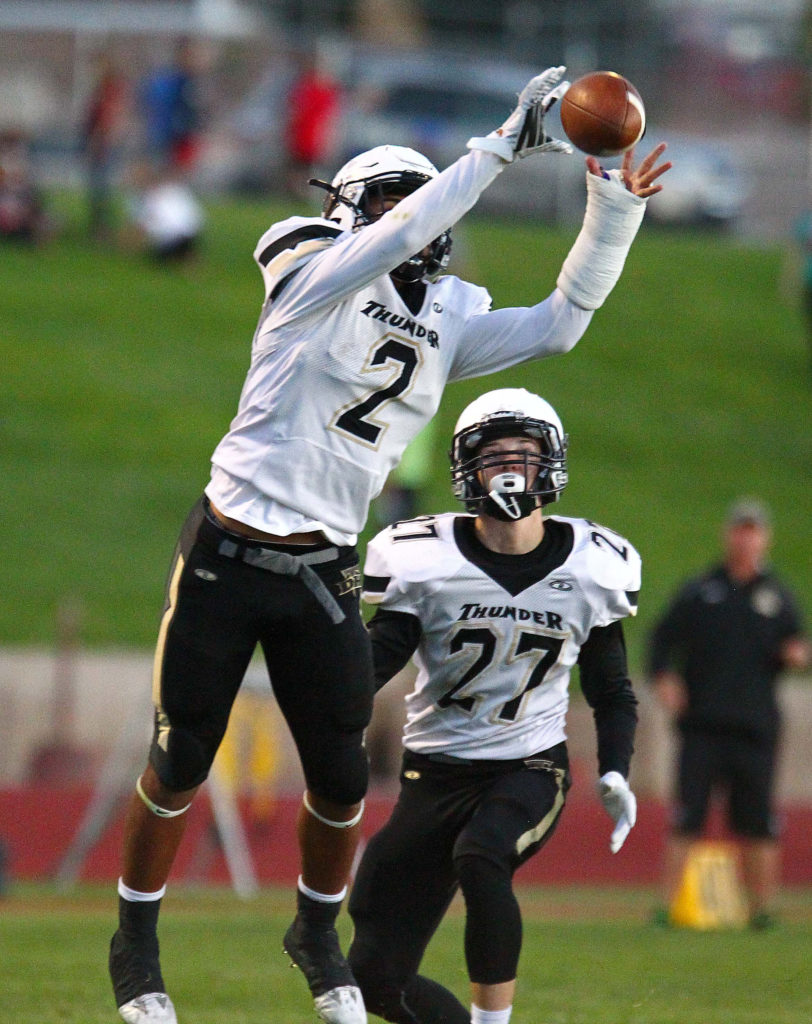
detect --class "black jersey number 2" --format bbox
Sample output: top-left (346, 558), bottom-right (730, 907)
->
top-left (333, 338), bottom-right (420, 446)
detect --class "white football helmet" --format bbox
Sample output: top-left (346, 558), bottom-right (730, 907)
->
top-left (450, 388), bottom-right (568, 520)
top-left (310, 145), bottom-right (452, 282)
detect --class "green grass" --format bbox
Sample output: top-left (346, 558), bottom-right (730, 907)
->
top-left (2, 883), bottom-right (811, 1022)
top-left (3, 191), bottom-right (810, 667)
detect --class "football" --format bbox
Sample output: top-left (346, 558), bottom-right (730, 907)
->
top-left (559, 71), bottom-right (646, 157)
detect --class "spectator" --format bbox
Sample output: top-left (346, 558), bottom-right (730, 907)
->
top-left (139, 38), bottom-right (204, 171)
top-left (0, 129), bottom-right (48, 243)
top-left (123, 161), bottom-right (205, 263)
top-left (790, 209), bottom-right (812, 364)
top-left (371, 420), bottom-right (436, 529)
top-left (648, 498), bottom-right (809, 929)
top-left (81, 53), bottom-right (128, 240)
top-left (283, 50), bottom-right (342, 198)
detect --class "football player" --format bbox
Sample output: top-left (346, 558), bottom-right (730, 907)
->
top-left (348, 388), bottom-right (640, 1024)
top-left (108, 66), bottom-right (668, 1024)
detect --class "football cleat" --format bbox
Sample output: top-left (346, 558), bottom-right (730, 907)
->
top-left (110, 929), bottom-right (174, 1022)
top-left (284, 916), bottom-right (366, 1023)
top-left (313, 986), bottom-right (366, 1024)
top-left (117, 992), bottom-right (178, 1023)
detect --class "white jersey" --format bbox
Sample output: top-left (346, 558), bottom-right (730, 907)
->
top-left (206, 149), bottom-right (592, 545)
top-left (363, 513), bottom-right (641, 759)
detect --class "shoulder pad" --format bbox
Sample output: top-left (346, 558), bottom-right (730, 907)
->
top-left (555, 516), bottom-right (641, 616)
top-left (254, 216), bottom-right (342, 269)
top-left (432, 275), bottom-right (492, 317)
top-left (362, 514), bottom-right (459, 608)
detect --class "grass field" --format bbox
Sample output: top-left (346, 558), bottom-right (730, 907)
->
top-left (3, 190), bottom-right (810, 668)
top-left (3, 883), bottom-right (811, 1023)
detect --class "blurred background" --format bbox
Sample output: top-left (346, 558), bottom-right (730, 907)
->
top-left (0, 0), bottom-right (808, 230)
top-left (0, 0), bottom-right (810, 894)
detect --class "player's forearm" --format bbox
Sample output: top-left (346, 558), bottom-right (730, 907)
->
top-left (592, 693), bottom-right (638, 778)
top-left (579, 621), bottom-right (638, 777)
top-left (357, 148), bottom-right (504, 273)
top-left (557, 170), bottom-right (647, 310)
top-left (269, 150), bottom-right (504, 326)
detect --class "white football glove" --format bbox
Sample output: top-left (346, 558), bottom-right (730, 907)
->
top-left (467, 66), bottom-right (573, 163)
top-left (597, 771), bottom-right (637, 854)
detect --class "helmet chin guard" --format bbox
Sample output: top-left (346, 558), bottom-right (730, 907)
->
top-left (450, 388), bottom-right (568, 520)
top-left (310, 145), bottom-right (452, 281)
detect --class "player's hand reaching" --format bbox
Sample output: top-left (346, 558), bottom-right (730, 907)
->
top-left (586, 142), bottom-right (672, 199)
top-left (597, 771), bottom-right (637, 853)
top-left (468, 66), bottom-right (573, 163)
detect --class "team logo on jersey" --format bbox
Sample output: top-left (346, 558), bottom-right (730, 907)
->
top-left (360, 300), bottom-right (440, 348)
top-left (194, 568), bottom-right (218, 581)
top-left (752, 585), bottom-right (781, 618)
top-left (457, 602), bottom-right (564, 631)
top-left (549, 579), bottom-right (573, 591)
top-left (403, 770), bottom-right (421, 780)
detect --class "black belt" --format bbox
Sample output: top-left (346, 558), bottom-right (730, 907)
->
top-left (417, 744), bottom-right (567, 773)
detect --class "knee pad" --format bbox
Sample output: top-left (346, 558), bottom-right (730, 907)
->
top-left (453, 819), bottom-right (515, 879)
top-left (149, 721), bottom-right (214, 791)
top-left (303, 731), bottom-right (369, 806)
top-left (454, 849), bottom-right (511, 892)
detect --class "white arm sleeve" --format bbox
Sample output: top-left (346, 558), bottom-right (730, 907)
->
top-left (449, 288), bottom-right (593, 381)
top-left (557, 170), bottom-right (647, 310)
top-left (268, 150), bottom-right (505, 328)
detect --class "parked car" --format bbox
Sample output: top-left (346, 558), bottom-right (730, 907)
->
top-left (337, 55), bottom-right (752, 228)
top-left (336, 50), bottom-right (586, 222)
top-left (636, 128), bottom-right (752, 228)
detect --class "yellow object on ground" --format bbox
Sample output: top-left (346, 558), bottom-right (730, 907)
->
top-left (669, 840), bottom-right (748, 930)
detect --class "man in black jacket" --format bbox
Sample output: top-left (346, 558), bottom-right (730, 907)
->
top-left (648, 498), bottom-right (809, 927)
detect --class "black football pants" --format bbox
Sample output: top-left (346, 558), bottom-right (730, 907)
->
top-left (148, 497), bottom-right (374, 804)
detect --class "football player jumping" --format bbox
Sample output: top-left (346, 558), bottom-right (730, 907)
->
top-left (349, 388), bottom-right (640, 1024)
top-left (108, 67), bottom-right (668, 1024)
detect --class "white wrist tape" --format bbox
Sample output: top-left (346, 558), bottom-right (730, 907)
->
top-left (557, 170), bottom-right (647, 309)
top-left (303, 790), bottom-right (365, 829)
top-left (135, 775), bottom-right (192, 818)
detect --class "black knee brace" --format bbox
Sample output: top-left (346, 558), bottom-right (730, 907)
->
top-left (149, 720), bottom-right (214, 791)
top-left (301, 729), bottom-right (369, 806)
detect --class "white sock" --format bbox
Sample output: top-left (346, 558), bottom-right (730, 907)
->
top-left (471, 1006), bottom-right (512, 1024)
top-left (118, 878), bottom-right (166, 902)
top-left (297, 875), bottom-right (347, 904)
